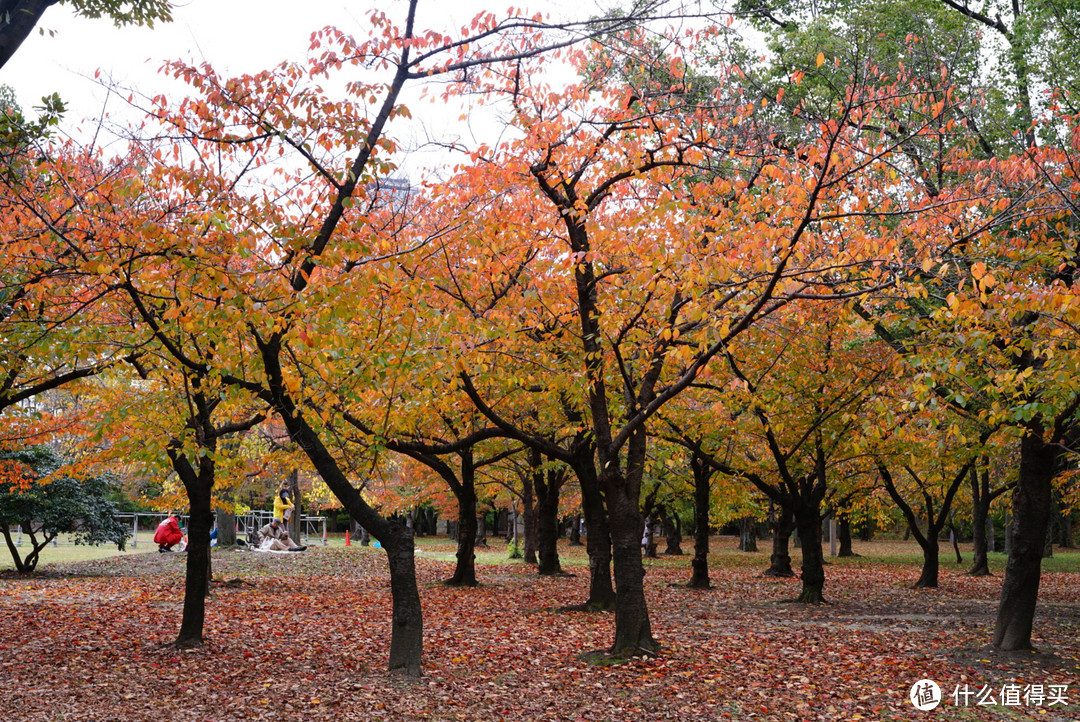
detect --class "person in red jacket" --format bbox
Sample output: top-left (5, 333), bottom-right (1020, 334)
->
top-left (154, 513), bottom-right (184, 552)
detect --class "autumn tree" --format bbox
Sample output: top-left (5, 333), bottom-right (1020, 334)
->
top-left (870, 415), bottom-right (989, 588)
top-left (744, 0), bottom-right (1080, 653)
top-left (0, 444), bottom-right (128, 572)
top-left (81, 0), bottom-right (701, 675)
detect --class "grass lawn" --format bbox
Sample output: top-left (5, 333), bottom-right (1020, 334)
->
top-left (0, 537), bottom-right (1078, 720)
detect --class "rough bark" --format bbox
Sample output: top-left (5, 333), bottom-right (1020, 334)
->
top-left (603, 465), bottom-right (658, 657)
top-left (576, 460), bottom-right (615, 610)
top-left (170, 445), bottom-right (214, 648)
top-left (993, 429), bottom-right (1056, 651)
top-left (687, 451), bottom-right (712, 589)
top-left (534, 457), bottom-right (564, 575)
top-left (793, 503), bottom-right (825, 603)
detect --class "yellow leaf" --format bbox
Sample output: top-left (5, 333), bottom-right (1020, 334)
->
top-left (816, 52), bottom-right (825, 67)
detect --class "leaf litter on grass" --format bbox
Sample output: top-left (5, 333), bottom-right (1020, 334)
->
top-left (0, 542), bottom-right (1077, 720)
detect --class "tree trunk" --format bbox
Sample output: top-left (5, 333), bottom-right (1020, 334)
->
top-left (175, 454), bottom-right (214, 648)
top-left (535, 461), bottom-right (563, 576)
top-left (287, 469), bottom-right (301, 543)
top-left (446, 495), bottom-right (478, 586)
top-left (446, 454), bottom-right (478, 587)
top-left (384, 522), bottom-right (423, 676)
top-left (474, 512), bottom-right (488, 548)
top-left (993, 429), bottom-right (1056, 651)
top-left (216, 509), bottom-right (237, 547)
top-left (573, 459), bottom-right (614, 611)
top-left (764, 505), bottom-right (795, 578)
top-left (267, 378), bottom-right (423, 675)
top-left (687, 452), bottom-right (711, 589)
top-left (793, 504), bottom-right (825, 603)
top-left (1043, 513), bottom-right (1055, 559)
top-left (913, 526), bottom-right (940, 589)
top-left (642, 517), bottom-right (658, 558)
top-left (568, 513), bottom-right (582, 545)
top-left (662, 512), bottom-right (683, 555)
top-left (0, 0), bottom-right (56, 71)
top-left (603, 468), bottom-right (658, 657)
top-left (738, 516), bottom-right (758, 552)
top-left (1061, 511), bottom-right (1075, 549)
top-left (522, 454), bottom-right (537, 565)
top-left (969, 465), bottom-right (991, 576)
top-left (837, 515), bottom-right (854, 557)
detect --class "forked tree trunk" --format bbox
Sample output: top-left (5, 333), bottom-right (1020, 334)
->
top-left (993, 429), bottom-right (1056, 651)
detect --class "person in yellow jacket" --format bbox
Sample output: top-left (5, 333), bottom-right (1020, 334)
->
top-left (273, 485), bottom-right (295, 522)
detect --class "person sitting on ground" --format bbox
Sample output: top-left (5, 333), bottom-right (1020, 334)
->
top-left (154, 512), bottom-right (184, 553)
top-left (257, 518), bottom-right (306, 552)
top-left (273, 487), bottom-right (295, 522)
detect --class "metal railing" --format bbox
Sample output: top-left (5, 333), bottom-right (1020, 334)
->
top-left (9, 511), bottom-right (328, 547)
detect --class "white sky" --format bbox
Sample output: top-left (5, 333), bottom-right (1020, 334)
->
top-left (0, 0), bottom-right (593, 175)
top-left (0, 0), bottom-right (730, 180)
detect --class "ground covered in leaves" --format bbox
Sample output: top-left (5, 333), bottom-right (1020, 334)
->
top-left (1, 540), bottom-right (1079, 721)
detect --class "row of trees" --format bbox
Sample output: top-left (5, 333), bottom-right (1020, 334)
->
top-left (3, 0), bottom-right (1080, 675)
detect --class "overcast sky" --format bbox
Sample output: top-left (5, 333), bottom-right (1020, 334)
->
top-left (1, 0), bottom-right (599, 175)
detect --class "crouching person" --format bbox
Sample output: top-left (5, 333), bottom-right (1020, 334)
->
top-left (258, 518), bottom-right (306, 552)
